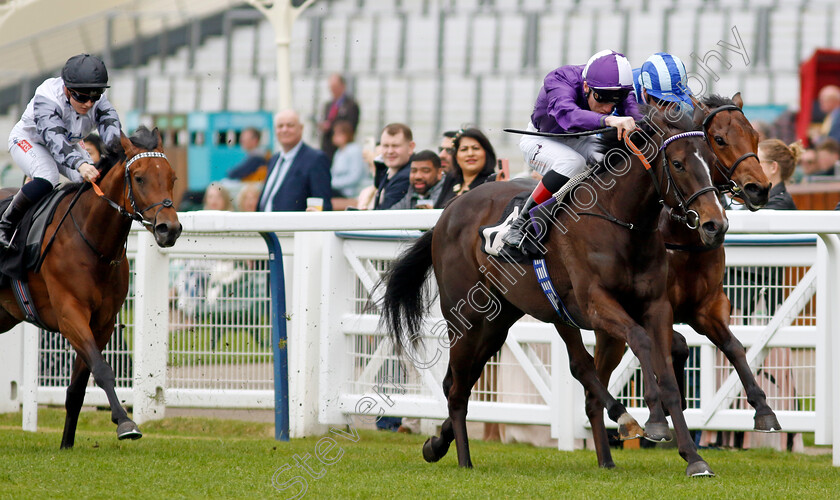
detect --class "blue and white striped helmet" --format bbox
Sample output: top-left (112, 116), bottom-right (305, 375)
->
top-left (637, 52), bottom-right (693, 109)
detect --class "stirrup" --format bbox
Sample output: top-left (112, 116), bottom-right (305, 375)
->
top-left (502, 217), bottom-right (529, 248)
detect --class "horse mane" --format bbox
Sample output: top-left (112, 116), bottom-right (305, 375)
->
top-left (701, 94), bottom-right (734, 109)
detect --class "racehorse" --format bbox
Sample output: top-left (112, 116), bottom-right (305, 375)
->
top-left (381, 106), bottom-right (726, 476)
top-left (591, 93), bottom-right (780, 468)
top-left (0, 127), bottom-right (181, 448)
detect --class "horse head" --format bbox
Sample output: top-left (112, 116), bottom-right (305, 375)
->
top-left (647, 107), bottom-right (728, 248)
top-left (118, 127), bottom-right (182, 247)
top-left (692, 93), bottom-right (770, 210)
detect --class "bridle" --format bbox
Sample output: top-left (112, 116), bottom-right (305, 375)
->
top-left (92, 151), bottom-right (174, 229)
top-left (700, 104), bottom-right (759, 197)
top-left (625, 130), bottom-right (717, 230)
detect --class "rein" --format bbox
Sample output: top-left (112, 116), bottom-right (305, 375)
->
top-left (37, 150), bottom-right (173, 269)
top-left (503, 126), bottom-right (613, 138)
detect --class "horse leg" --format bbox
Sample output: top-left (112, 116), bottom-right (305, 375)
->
top-left (423, 366), bottom-right (454, 462)
top-left (58, 304), bottom-right (141, 441)
top-left (60, 356), bottom-right (91, 449)
top-left (646, 300), bottom-right (713, 477)
top-left (587, 289), bottom-right (670, 443)
top-left (671, 330), bottom-right (690, 411)
top-left (559, 325), bottom-right (640, 469)
top-left (691, 293), bottom-right (780, 431)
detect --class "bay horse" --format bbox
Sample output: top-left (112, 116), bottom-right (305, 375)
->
top-left (0, 127), bottom-right (181, 448)
top-left (381, 106), bottom-right (726, 476)
top-left (591, 93), bottom-right (780, 468)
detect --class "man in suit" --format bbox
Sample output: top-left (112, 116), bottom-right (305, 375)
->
top-left (373, 123), bottom-right (415, 210)
top-left (259, 109), bottom-right (332, 212)
top-left (318, 74), bottom-right (360, 161)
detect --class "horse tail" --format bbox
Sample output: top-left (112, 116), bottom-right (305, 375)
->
top-left (378, 229), bottom-right (435, 353)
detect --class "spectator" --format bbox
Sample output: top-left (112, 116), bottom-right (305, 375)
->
top-left (355, 137), bottom-right (380, 210)
top-left (811, 138), bottom-right (840, 178)
top-left (759, 139), bottom-right (801, 210)
top-left (438, 130), bottom-right (457, 175)
top-left (258, 109), bottom-right (332, 212)
top-left (818, 85), bottom-right (840, 144)
top-left (83, 133), bottom-right (103, 165)
top-left (435, 128), bottom-right (497, 209)
top-left (227, 127), bottom-right (268, 182)
top-left (373, 123), bottom-right (415, 210)
top-left (203, 182), bottom-right (233, 211)
top-left (236, 182), bottom-right (262, 212)
top-left (390, 150), bottom-right (444, 210)
top-left (319, 73), bottom-right (360, 161)
top-left (330, 119), bottom-right (369, 199)
top-left (794, 147), bottom-right (818, 183)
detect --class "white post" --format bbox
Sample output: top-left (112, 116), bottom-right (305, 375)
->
top-left (0, 323), bottom-right (25, 413)
top-left (290, 231), bottom-right (328, 437)
top-left (248, 0), bottom-right (316, 110)
top-left (815, 237), bottom-right (832, 445)
top-left (21, 323), bottom-right (39, 431)
top-left (318, 232), bottom-right (347, 425)
top-left (133, 230), bottom-right (170, 425)
top-left (820, 234), bottom-right (840, 466)
top-left (552, 338), bottom-right (576, 451)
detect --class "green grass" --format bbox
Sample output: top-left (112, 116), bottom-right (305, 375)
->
top-left (0, 409), bottom-right (836, 499)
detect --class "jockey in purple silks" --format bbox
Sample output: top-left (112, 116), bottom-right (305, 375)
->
top-left (503, 49), bottom-right (643, 248)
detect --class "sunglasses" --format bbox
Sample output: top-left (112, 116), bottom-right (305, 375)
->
top-left (69, 88), bottom-right (103, 104)
top-left (591, 88), bottom-right (630, 104)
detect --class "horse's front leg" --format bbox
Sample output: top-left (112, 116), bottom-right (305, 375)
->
top-left (586, 288), bottom-right (670, 443)
top-left (645, 299), bottom-right (714, 477)
top-left (60, 356), bottom-right (91, 449)
top-left (690, 291), bottom-right (781, 432)
top-left (58, 302), bottom-right (141, 441)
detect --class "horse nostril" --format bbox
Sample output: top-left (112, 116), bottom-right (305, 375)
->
top-left (702, 221), bottom-right (719, 235)
top-left (743, 183), bottom-right (769, 205)
top-left (155, 223), bottom-right (170, 235)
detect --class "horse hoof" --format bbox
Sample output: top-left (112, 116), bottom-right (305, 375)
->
top-left (600, 461), bottom-right (616, 469)
top-left (423, 438), bottom-right (447, 463)
top-left (686, 461), bottom-right (715, 477)
top-left (754, 414), bottom-right (782, 432)
top-left (643, 422), bottom-right (671, 443)
top-left (617, 413), bottom-right (644, 440)
top-left (117, 421), bottom-right (143, 440)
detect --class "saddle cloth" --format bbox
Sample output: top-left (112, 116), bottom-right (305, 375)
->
top-left (0, 187), bottom-right (72, 283)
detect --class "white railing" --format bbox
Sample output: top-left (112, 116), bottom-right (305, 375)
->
top-left (2, 210), bottom-right (838, 466)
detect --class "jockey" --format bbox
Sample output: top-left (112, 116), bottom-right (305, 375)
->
top-left (503, 50), bottom-right (643, 248)
top-left (633, 52), bottom-right (694, 112)
top-left (1, 53), bottom-right (121, 250)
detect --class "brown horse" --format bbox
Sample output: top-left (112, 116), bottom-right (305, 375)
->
top-left (0, 127), bottom-right (181, 448)
top-left (591, 94), bottom-right (780, 468)
top-left (381, 106), bottom-right (726, 476)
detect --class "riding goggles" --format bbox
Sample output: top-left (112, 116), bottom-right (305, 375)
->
top-left (591, 88), bottom-right (630, 104)
top-left (69, 88), bottom-right (104, 104)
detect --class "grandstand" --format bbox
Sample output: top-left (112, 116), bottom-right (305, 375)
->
top-left (0, 0), bottom-right (837, 187)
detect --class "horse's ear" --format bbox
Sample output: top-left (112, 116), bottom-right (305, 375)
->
top-left (152, 127), bottom-right (164, 151)
top-left (120, 131), bottom-right (137, 156)
top-left (731, 92), bottom-right (744, 109)
top-left (692, 99), bottom-right (707, 127)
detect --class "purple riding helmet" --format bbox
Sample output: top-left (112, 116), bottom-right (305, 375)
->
top-left (582, 50), bottom-right (634, 103)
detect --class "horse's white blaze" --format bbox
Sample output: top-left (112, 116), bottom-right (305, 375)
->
top-left (694, 151), bottom-right (723, 212)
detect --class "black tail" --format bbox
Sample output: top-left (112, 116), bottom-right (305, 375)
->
top-left (377, 229), bottom-right (435, 354)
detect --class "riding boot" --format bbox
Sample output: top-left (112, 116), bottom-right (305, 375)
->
top-left (0, 190), bottom-right (34, 251)
top-left (502, 171), bottom-right (570, 248)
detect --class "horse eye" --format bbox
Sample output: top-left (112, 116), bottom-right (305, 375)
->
top-left (134, 175), bottom-right (144, 184)
top-left (672, 160), bottom-right (684, 171)
top-left (714, 136), bottom-right (726, 146)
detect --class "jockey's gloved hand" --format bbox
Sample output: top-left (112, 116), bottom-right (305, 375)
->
top-left (79, 162), bottom-right (99, 183)
top-left (605, 116), bottom-right (636, 139)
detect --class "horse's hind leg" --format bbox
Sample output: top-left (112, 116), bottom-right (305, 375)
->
top-left (691, 294), bottom-right (780, 431)
top-left (60, 356), bottom-right (91, 449)
top-left (423, 366), bottom-right (454, 463)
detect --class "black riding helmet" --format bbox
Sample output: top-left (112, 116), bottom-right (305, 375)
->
top-left (61, 54), bottom-right (110, 89)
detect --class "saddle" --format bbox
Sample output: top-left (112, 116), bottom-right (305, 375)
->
top-left (478, 191), bottom-right (582, 329)
top-left (0, 187), bottom-right (72, 283)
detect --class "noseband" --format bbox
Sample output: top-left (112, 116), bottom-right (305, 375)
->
top-left (94, 151), bottom-right (174, 229)
top-left (701, 104), bottom-right (759, 194)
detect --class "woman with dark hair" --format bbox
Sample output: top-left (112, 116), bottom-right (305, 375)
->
top-left (434, 127), bottom-right (497, 208)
